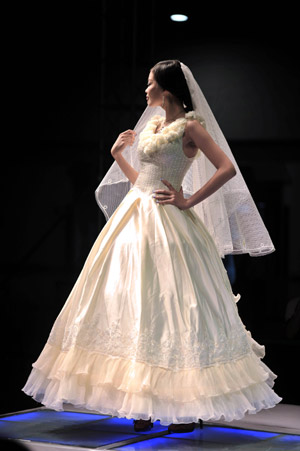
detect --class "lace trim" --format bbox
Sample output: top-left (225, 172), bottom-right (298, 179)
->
top-left (48, 315), bottom-right (251, 370)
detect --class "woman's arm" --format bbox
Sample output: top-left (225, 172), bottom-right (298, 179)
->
top-left (113, 153), bottom-right (139, 185)
top-left (185, 120), bottom-right (236, 209)
top-left (111, 129), bottom-right (139, 185)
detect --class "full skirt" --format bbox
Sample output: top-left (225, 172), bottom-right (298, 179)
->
top-left (22, 186), bottom-right (282, 425)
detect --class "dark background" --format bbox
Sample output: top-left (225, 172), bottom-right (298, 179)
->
top-left (2, 1), bottom-right (300, 415)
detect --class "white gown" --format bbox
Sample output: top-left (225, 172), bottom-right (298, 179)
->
top-left (22, 113), bottom-right (282, 425)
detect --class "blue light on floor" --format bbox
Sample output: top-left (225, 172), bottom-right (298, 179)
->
top-left (275, 434), bottom-right (300, 443)
top-left (40, 411), bottom-right (108, 421)
top-left (207, 426), bottom-right (277, 439)
top-left (89, 416), bottom-right (164, 431)
top-left (119, 426), bottom-right (282, 450)
top-left (1, 412), bottom-right (43, 422)
top-left (164, 426), bottom-right (278, 443)
top-left (1, 409), bottom-right (299, 450)
top-left (1, 410), bottom-right (108, 422)
top-left (0, 411), bottom-right (141, 448)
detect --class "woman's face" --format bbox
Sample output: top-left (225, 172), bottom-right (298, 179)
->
top-left (145, 70), bottom-right (164, 107)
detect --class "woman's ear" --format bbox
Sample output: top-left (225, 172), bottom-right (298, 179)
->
top-left (163, 91), bottom-right (173, 103)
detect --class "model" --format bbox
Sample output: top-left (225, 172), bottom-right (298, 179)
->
top-left (22, 60), bottom-right (281, 434)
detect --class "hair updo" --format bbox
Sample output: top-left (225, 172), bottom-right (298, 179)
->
top-left (151, 60), bottom-right (193, 112)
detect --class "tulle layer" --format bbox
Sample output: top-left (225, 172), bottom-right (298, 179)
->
top-left (22, 342), bottom-right (282, 425)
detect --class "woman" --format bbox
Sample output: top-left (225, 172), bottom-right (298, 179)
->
top-left (22, 60), bottom-right (281, 434)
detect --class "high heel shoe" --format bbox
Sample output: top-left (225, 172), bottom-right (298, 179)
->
top-left (168, 422), bottom-right (196, 433)
top-left (133, 418), bottom-right (153, 432)
top-left (167, 419), bottom-right (203, 433)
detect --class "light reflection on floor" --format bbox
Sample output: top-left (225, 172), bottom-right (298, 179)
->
top-left (0, 409), bottom-right (299, 450)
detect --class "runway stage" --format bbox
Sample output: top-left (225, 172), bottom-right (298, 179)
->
top-left (1, 403), bottom-right (299, 450)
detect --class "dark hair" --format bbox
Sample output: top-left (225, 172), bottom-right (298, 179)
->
top-left (151, 60), bottom-right (193, 112)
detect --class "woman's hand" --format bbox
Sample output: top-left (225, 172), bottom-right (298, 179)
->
top-left (152, 180), bottom-right (190, 210)
top-left (111, 130), bottom-right (136, 157)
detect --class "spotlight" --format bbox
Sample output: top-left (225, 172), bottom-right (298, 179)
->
top-left (170, 14), bottom-right (188, 22)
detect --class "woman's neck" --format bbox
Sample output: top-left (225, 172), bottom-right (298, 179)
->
top-left (163, 103), bottom-right (186, 124)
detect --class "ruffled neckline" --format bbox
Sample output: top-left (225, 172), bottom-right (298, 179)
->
top-left (139, 111), bottom-right (204, 156)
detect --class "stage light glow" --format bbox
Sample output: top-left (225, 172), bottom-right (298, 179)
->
top-left (170, 14), bottom-right (188, 22)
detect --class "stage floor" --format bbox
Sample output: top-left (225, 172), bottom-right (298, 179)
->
top-left (0, 403), bottom-right (299, 450)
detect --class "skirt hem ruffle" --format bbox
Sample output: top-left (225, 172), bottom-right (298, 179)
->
top-left (21, 341), bottom-right (282, 425)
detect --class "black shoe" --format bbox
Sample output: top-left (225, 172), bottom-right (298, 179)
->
top-left (133, 418), bottom-right (153, 432)
top-left (168, 422), bottom-right (196, 433)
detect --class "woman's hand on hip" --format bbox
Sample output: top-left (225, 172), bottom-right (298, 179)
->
top-left (152, 180), bottom-right (190, 210)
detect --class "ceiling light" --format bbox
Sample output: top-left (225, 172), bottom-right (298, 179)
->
top-left (170, 14), bottom-right (188, 22)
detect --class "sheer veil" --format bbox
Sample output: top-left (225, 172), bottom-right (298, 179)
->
top-left (95, 62), bottom-right (275, 258)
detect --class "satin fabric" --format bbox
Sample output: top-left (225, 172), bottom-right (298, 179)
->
top-left (22, 115), bottom-right (281, 424)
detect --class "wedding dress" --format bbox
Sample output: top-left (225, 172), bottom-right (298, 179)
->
top-left (22, 112), bottom-right (281, 425)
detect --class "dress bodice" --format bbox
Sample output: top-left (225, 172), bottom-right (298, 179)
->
top-left (133, 112), bottom-right (202, 194)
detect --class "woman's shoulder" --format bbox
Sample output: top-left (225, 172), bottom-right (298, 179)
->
top-left (184, 112), bottom-right (206, 142)
top-left (185, 111), bottom-right (206, 128)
